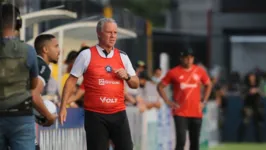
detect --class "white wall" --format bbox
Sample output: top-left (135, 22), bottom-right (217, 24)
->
top-left (177, 0), bottom-right (218, 35)
top-left (231, 40), bottom-right (266, 76)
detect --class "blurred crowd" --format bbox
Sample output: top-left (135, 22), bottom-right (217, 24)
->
top-left (205, 66), bottom-right (266, 143)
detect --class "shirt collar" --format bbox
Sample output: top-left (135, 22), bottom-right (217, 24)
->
top-left (37, 55), bottom-right (47, 64)
top-left (96, 44), bottom-right (114, 58)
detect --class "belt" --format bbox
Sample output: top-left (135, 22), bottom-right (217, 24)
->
top-left (0, 98), bottom-right (33, 116)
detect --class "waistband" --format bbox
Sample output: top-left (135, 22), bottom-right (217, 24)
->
top-left (0, 98), bottom-right (33, 116)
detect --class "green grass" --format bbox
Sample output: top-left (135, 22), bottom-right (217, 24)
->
top-left (210, 143), bottom-right (266, 150)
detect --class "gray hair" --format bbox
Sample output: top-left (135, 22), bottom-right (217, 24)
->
top-left (96, 18), bottom-right (117, 32)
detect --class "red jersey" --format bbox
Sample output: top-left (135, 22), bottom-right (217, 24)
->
top-left (161, 65), bottom-right (210, 118)
top-left (82, 46), bottom-right (125, 114)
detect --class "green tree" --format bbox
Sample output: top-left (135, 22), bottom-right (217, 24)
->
top-left (111, 0), bottom-right (170, 27)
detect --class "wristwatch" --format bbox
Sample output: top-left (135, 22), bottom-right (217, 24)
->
top-left (125, 73), bottom-right (131, 81)
top-left (202, 100), bottom-right (207, 105)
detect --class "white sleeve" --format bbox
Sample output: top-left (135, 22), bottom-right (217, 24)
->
top-left (70, 50), bottom-right (91, 78)
top-left (38, 75), bottom-right (46, 87)
top-left (120, 53), bottom-right (136, 76)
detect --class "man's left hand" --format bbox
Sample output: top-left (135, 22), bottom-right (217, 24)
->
top-left (200, 101), bottom-right (206, 111)
top-left (114, 68), bottom-right (128, 80)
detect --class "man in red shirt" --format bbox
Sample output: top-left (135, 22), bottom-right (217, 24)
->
top-left (157, 48), bottom-right (212, 150)
top-left (59, 18), bottom-right (139, 150)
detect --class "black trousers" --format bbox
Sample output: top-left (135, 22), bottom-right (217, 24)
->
top-left (84, 110), bottom-right (133, 150)
top-left (174, 116), bottom-right (202, 150)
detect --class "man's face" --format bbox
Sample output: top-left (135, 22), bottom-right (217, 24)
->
top-left (181, 55), bottom-right (194, 68)
top-left (155, 69), bottom-right (162, 77)
top-left (98, 22), bottom-right (117, 48)
top-left (45, 38), bottom-right (60, 63)
top-left (138, 66), bottom-right (145, 72)
top-left (140, 78), bottom-right (146, 88)
top-left (249, 74), bottom-right (256, 83)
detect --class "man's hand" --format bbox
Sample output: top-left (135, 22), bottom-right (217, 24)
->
top-left (166, 100), bottom-right (179, 109)
top-left (114, 68), bottom-right (128, 80)
top-left (138, 103), bottom-right (147, 113)
top-left (60, 75), bottom-right (78, 125)
top-left (199, 102), bottom-right (205, 112)
top-left (154, 100), bottom-right (162, 109)
top-left (249, 88), bottom-right (259, 94)
top-left (42, 114), bottom-right (57, 127)
top-left (59, 106), bottom-right (67, 125)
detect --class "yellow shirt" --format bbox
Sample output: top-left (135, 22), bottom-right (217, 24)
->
top-left (50, 63), bottom-right (59, 81)
top-left (61, 73), bottom-right (70, 94)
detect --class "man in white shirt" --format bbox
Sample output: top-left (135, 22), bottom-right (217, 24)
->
top-left (59, 18), bottom-right (139, 150)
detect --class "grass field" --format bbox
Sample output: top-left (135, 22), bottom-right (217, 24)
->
top-left (210, 143), bottom-right (266, 150)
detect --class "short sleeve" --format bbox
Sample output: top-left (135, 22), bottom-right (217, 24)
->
top-left (26, 45), bottom-right (39, 78)
top-left (38, 64), bottom-right (51, 86)
top-left (70, 50), bottom-right (91, 78)
top-left (120, 52), bottom-right (136, 76)
top-left (161, 71), bottom-right (173, 86)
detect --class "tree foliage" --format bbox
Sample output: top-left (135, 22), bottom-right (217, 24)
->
top-left (111, 0), bottom-right (170, 27)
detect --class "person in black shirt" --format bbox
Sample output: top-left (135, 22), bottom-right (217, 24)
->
top-left (209, 77), bottom-right (227, 141)
top-left (237, 72), bottom-right (264, 142)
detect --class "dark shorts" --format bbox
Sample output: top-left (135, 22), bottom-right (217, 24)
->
top-left (84, 110), bottom-right (133, 150)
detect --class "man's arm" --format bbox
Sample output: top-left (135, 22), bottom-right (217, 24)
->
top-left (201, 69), bottom-right (213, 104)
top-left (61, 75), bottom-right (78, 108)
top-left (59, 75), bottom-right (78, 124)
top-left (67, 87), bottom-right (85, 104)
top-left (31, 78), bottom-right (56, 126)
top-left (126, 76), bottom-right (139, 89)
top-left (120, 53), bottom-right (139, 89)
top-left (59, 51), bottom-right (88, 124)
top-left (26, 45), bottom-right (39, 89)
top-left (157, 71), bottom-right (178, 108)
top-left (157, 82), bottom-right (172, 105)
top-left (202, 82), bottom-right (212, 103)
top-left (30, 78), bottom-right (39, 90)
top-left (124, 92), bottom-right (137, 104)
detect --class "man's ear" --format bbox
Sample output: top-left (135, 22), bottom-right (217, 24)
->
top-left (43, 46), bottom-right (48, 54)
top-left (97, 31), bottom-right (101, 39)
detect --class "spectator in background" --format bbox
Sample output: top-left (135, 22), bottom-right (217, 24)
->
top-left (228, 71), bottom-right (241, 94)
top-left (209, 76), bottom-right (227, 141)
top-left (80, 41), bottom-right (90, 50)
top-left (138, 73), bottom-right (161, 110)
top-left (157, 48), bottom-right (212, 150)
top-left (125, 72), bottom-right (161, 112)
top-left (42, 77), bottom-right (61, 106)
top-left (61, 51), bottom-right (79, 94)
top-left (238, 72), bottom-right (264, 143)
top-left (151, 67), bottom-right (162, 84)
top-left (259, 72), bottom-right (266, 97)
top-left (135, 60), bottom-right (146, 76)
top-left (125, 80), bottom-right (147, 113)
